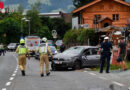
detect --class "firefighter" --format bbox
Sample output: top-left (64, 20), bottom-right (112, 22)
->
top-left (16, 39), bottom-right (30, 76)
top-left (37, 37), bottom-right (53, 77)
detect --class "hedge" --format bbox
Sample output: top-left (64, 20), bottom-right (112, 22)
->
top-left (63, 28), bottom-right (99, 47)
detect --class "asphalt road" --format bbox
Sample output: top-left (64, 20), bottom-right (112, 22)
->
top-left (0, 52), bottom-right (130, 90)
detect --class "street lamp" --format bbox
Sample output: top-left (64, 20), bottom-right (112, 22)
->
top-left (25, 19), bottom-right (31, 36)
top-left (21, 17), bottom-right (26, 36)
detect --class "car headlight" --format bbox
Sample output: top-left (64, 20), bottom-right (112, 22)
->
top-left (67, 57), bottom-right (77, 61)
top-left (55, 51), bottom-right (58, 54)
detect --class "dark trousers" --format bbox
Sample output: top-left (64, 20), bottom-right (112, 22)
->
top-left (1, 50), bottom-right (5, 56)
top-left (100, 53), bottom-right (111, 73)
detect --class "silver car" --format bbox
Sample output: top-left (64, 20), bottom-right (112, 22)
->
top-left (52, 46), bottom-right (100, 70)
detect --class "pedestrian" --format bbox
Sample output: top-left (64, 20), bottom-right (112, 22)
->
top-left (1, 43), bottom-right (5, 56)
top-left (98, 37), bottom-right (113, 73)
top-left (16, 39), bottom-right (30, 76)
top-left (60, 42), bottom-right (65, 53)
top-left (112, 45), bottom-right (119, 66)
top-left (127, 41), bottom-right (130, 61)
top-left (37, 37), bottom-right (53, 77)
top-left (117, 37), bottom-right (127, 70)
top-left (0, 44), bottom-right (1, 56)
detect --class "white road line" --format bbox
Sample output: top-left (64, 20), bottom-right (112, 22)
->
top-left (9, 77), bottom-right (14, 81)
top-left (89, 73), bottom-right (96, 76)
top-left (98, 77), bottom-right (108, 80)
top-left (12, 74), bottom-right (16, 77)
top-left (84, 71), bottom-right (88, 72)
top-left (112, 81), bottom-right (125, 87)
top-left (2, 88), bottom-right (7, 90)
top-left (128, 87), bottom-right (130, 90)
top-left (16, 68), bottom-right (18, 71)
top-left (14, 70), bottom-right (17, 74)
top-left (6, 82), bottom-right (11, 86)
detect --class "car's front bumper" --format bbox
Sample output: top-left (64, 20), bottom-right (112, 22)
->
top-left (52, 60), bottom-right (74, 68)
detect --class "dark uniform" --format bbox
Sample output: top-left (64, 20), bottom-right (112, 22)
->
top-left (100, 41), bottom-right (112, 73)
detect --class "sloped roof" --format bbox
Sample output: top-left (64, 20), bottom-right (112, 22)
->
top-left (98, 17), bottom-right (113, 22)
top-left (73, 0), bottom-right (130, 14)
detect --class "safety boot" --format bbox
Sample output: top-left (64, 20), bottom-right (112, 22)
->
top-left (47, 72), bottom-right (50, 76)
top-left (41, 73), bottom-right (44, 77)
top-left (21, 70), bottom-right (25, 76)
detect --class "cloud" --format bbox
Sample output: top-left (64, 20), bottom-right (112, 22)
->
top-left (51, 8), bottom-right (66, 13)
top-left (67, 5), bottom-right (75, 10)
top-left (28, 0), bottom-right (51, 6)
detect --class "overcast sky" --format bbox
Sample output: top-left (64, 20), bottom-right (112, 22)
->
top-left (1, 0), bottom-right (130, 13)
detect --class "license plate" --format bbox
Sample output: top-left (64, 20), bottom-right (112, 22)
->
top-left (55, 61), bottom-right (62, 64)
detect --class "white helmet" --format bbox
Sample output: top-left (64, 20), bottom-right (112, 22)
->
top-left (104, 37), bottom-right (109, 40)
top-left (42, 37), bottom-right (47, 42)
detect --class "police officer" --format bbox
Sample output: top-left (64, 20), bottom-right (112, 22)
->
top-left (16, 39), bottom-right (30, 76)
top-left (98, 37), bottom-right (112, 73)
top-left (37, 37), bottom-right (53, 77)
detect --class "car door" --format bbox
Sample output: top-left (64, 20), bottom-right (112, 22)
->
top-left (81, 48), bottom-right (100, 67)
top-left (88, 48), bottom-right (100, 66)
top-left (81, 49), bottom-right (92, 67)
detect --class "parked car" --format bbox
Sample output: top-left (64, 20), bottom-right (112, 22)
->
top-left (56, 40), bottom-right (63, 46)
top-left (7, 43), bottom-right (18, 51)
top-left (51, 46), bottom-right (100, 70)
top-left (35, 46), bottom-right (58, 61)
top-left (47, 40), bottom-right (55, 46)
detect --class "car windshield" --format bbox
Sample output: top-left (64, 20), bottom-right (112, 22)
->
top-left (63, 47), bottom-right (84, 55)
top-left (56, 40), bottom-right (62, 45)
top-left (9, 43), bottom-right (16, 46)
top-left (47, 40), bottom-right (53, 44)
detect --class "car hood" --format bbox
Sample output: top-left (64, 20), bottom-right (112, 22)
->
top-left (53, 53), bottom-right (78, 60)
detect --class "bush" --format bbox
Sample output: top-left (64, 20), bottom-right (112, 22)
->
top-left (64, 28), bottom-right (99, 47)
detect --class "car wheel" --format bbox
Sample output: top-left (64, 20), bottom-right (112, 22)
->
top-left (74, 61), bottom-right (81, 70)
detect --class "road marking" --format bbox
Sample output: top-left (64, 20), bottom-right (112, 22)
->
top-left (2, 88), bottom-right (7, 90)
top-left (128, 87), bottom-right (130, 90)
top-left (16, 68), bottom-right (18, 71)
top-left (12, 74), bottom-right (16, 76)
top-left (112, 81), bottom-right (124, 87)
top-left (6, 82), bottom-right (11, 86)
top-left (98, 77), bottom-right (108, 80)
top-left (14, 70), bottom-right (17, 74)
top-left (9, 77), bottom-right (14, 81)
top-left (89, 73), bottom-right (96, 76)
top-left (84, 71), bottom-right (88, 72)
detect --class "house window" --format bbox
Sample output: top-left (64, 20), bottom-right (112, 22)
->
top-left (113, 14), bottom-right (119, 21)
top-left (93, 15), bottom-right (101, 24)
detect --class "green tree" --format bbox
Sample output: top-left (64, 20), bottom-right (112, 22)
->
top-left (26, 9), bottom-right (42, 34)
top-left (64, 29), bottom-right (99, 46)
top-left (51, 18), bottom-right (71, 39)
top-left (73, 0), bottom-right (94, 8)
top-left (17, 4), bottom-right (24, 16)
top-left (36, 26), bottom-right (52, 39)
top-left (26, 2), bottom-right (42, 35)
top-left (0, 16), bottom-right (21, 43)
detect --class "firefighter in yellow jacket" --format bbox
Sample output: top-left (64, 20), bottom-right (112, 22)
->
top-left (37, 37), bottom-right (53, 77)
top-left (16, 39), bottom-right (30, 76)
